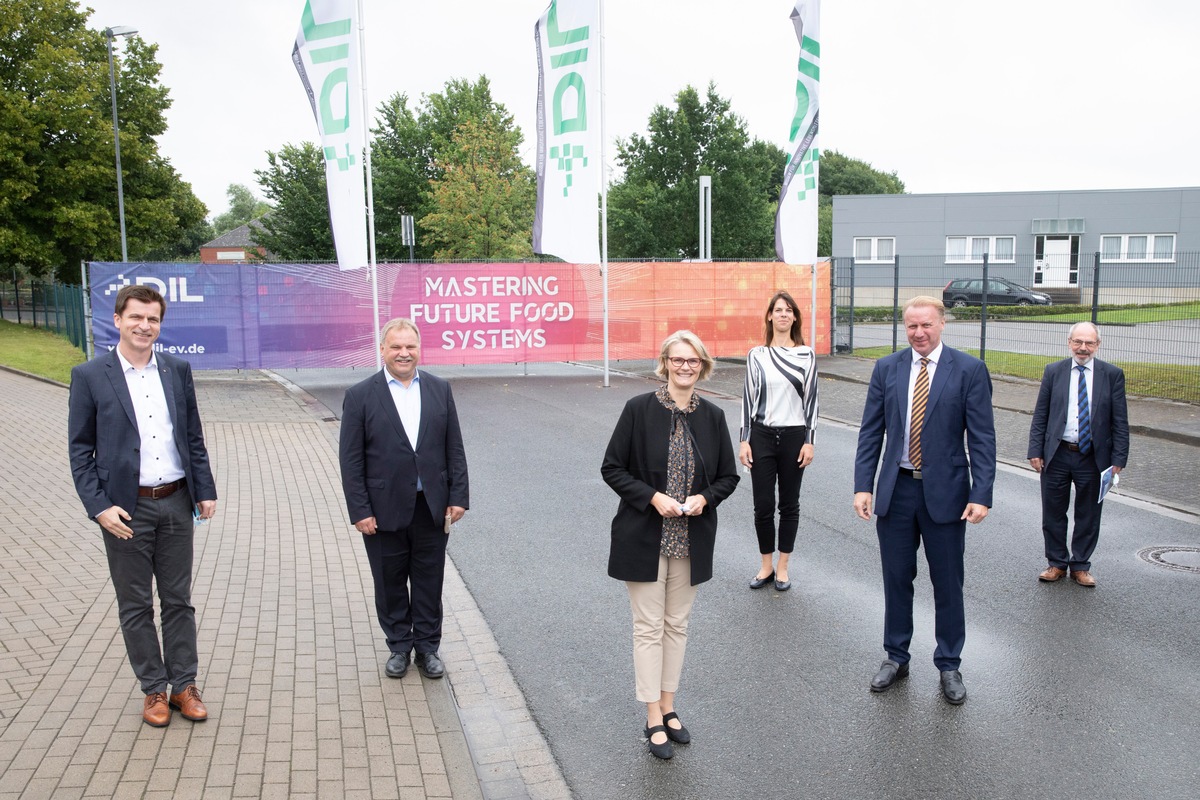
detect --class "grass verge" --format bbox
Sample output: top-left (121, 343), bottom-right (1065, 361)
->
top-left (846, 345), bottom-right (1199, 404)
top-left (0, 320), bottom-right (86, 384)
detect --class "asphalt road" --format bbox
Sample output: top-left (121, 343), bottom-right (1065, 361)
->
top-left (290, 362), bottom-right (1199, 800)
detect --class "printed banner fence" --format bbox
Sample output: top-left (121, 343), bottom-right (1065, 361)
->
top-left (88, 261), bottom-right (831, 370)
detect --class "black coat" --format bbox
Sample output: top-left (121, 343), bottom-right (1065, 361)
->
top-left (602, 391), bottom-right (740, 585)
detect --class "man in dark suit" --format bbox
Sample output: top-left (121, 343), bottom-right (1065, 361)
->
top-left (68, 285), bottom-right (218, 727)
top-left (339, 318), bottom-right (469, 680)
top-left (854, 296), bottom-right (996, 705)
top-left (1027, 321), bottom-right (1129, 588)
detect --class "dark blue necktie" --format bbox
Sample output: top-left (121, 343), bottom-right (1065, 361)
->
top-left (1077, 364), bottom-right (1092, 455)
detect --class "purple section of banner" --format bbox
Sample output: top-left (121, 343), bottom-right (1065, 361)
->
top-left (89, 263), bottom-right (378, 369)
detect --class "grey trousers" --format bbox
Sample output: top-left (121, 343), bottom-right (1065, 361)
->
top-left (102, 488), bottom-right (198, 694)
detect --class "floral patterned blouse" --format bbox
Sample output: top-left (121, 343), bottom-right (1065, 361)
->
top-left (655, 385), bottom-right (698, 559)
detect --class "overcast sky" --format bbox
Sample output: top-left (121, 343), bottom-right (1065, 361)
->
top-left (82, 0), bottom-right (1200, 219)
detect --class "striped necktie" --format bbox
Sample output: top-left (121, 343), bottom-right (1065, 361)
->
top-left (909, 357), bottom-right (931, 469)
top-left (1077, 364), bottom-right (1092, 454)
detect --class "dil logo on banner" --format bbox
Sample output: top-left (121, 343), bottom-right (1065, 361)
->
top-left (545, 2), bottom-right (589, 197)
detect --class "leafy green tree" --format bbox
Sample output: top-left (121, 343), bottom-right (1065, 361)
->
top-left (372, 76), bottom-right (526, 260)
top-left (211, 184), bottom-right (270, 237)
top-left (252, 142), bottom-right (334, 260)
top-left (608, 84), bottom-right (785, 260)
top-left (818, 150), bottom-right (905, 255)
top-left (420, 118), bottom-right (535, 261)
top-left (0, 0), bottom-right (206, 278)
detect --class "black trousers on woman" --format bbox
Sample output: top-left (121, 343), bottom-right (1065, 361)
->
top-left (749, 423), bottom-right (808, 554)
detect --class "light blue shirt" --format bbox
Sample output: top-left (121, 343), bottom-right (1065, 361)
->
top-left (1063, 358), bottom-right (1094, 443)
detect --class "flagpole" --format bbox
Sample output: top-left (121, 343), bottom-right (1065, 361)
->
top-left (358, 0), bottom-right (381, 369)
top-left (599, 0), bottom-right (610, 388)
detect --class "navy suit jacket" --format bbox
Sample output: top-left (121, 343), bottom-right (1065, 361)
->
top-left (854, 346), bottom-right (996, 524)
top-left (1027, 357), bottom-right (1129, 470)
top-left (339, 369), bottom-right (469, 530)
top-left (68, 349), bottom-right (217, 520)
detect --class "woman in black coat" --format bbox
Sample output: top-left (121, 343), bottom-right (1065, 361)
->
top-left (601, 330), bottom-right (740, 760)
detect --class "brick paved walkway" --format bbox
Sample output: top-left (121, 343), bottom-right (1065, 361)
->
top-left (0, 368), bottom-right (568, 800)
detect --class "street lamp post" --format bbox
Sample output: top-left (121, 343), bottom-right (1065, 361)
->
top-left (105, 25), bottom-right (137, 262)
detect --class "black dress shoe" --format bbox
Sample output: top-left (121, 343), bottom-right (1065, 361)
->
top-left (644, 725), bottom-right (674, 759)
top-left (415, 651), bottom-right (445, 679)
top-left (662, 711), bottom-right (690, 744)
top-left (869, 659), bottom-right (909, 692)
top-left (940, 670), bottom-right (967, 705)
top-left (774, 578), bottom-right (791, 591)
top-left (385, 652), bottom-right (409, 679)
top-left (749, 571), bottom-right (775, 589)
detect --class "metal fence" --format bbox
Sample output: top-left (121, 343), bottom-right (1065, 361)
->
top-left (831, 251), bottom-right (1200, 404)
top-left (1, 279), bottom-right (89, 353)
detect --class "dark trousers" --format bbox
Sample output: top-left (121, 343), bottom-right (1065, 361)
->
top-left (1041, 447), bottom-right (1103, 571)
top-left (749, 424), bottom-right (807, 554)
top-left (362, 497), bottom-right (447, 656)
top-left (876, 473), bottom-right (967, 671)
top-left (103, 488), bottom-right (198, 695)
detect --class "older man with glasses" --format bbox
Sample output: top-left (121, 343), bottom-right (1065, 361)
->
top-left (1027, 322), bottom-right (1130, 588)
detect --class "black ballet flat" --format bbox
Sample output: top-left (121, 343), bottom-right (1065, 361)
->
top-left (749, 571), bottom-right (775, 590)
top-left (662, 711), bottom-right (691, 744)
top-left (644, 725), bottom-right (674, 759)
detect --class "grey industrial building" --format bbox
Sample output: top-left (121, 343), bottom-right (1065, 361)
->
top-left (832, 186), bottom-right (1200, 306)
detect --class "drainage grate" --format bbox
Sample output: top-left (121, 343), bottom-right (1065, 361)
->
top-left (1136, 546), bottom-right (1200, 575)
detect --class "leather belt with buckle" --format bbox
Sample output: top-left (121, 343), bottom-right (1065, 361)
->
top-left (898, 467), bottom-right (923, 480)
top-left (1060, 441), bottom-right (1081, 452)
top-left (137, 478), bottom-right (186, 499)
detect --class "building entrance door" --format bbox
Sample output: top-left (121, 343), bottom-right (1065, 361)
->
top-left (1036, 235), bottom-right (1075, 287)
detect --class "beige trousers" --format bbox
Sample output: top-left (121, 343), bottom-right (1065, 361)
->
top-left (626, 555), bottom-right (699, 703)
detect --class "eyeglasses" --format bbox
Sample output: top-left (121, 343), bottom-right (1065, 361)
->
top-left (1068, 338), bottom-right (1099, 348)
top-left (667, 357), bottom-right (702, 368)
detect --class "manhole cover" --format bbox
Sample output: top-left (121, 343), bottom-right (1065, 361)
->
top-left (1136, 546), bottom-right (1200, 574)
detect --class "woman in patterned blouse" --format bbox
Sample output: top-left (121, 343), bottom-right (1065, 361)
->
top-left (739, 291), bottom-right (819, 592)
top-left (602, 331), bottom-right (740, 760)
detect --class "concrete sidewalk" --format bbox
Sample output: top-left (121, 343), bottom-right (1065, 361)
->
top-left (0, 367), bottom-right (568, 800)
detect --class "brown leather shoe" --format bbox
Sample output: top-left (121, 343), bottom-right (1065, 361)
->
top-left (1038, 566), bottom-right (1066, 582)
top-left (169, 685), bottom-right (208, 721)
top-left (143, 692), bottom-right (170, 727)
top-left (1070, 570), bottom-right (1097, 587)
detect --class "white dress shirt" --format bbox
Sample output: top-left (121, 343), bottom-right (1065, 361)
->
top-left (901, 342), bottom-right (943, 470)
top-left (386, 369), bottom-right (422, 489)
top-left (117, 350), bottom-right (185, 487)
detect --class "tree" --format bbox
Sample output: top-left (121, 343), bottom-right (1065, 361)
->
top-left (818, 150), bottom-right (905, 255)
top-left (0, 0), bottom-right (207, 279)
top-left (420, 118), bottom-right (535, 260)
top-left (252, 142), bottom-right (334, 260)
top-left (607, 84), bottom-right (785, 260)
top-left (211, 184), bottom-right (270, 237)
top-left (372, 76), bottom-right (528, 260)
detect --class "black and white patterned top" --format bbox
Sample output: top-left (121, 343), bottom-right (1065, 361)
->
top-left (740, 345), bottom-right (819, 443)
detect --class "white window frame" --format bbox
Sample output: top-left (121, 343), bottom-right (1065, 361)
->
top-left (1100, 233), bottom-right (1176, 263)
top-left (945, 235), bottom-right (1016, 264)
top-left (853, 236), bottom-right (896, 264)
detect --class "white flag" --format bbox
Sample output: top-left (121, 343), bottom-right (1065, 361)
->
top-left (775, 0), bottom-right (821, 265)
top-left (533, 0), bottom-right (601, 265)
top-left (293, 0), bottom-right (367, 271)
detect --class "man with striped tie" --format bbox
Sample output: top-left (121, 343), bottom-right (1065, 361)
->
top-left (853, 296), bottom-right (996, 705)
top-left (1027, 322), bottom-right (1129, 588)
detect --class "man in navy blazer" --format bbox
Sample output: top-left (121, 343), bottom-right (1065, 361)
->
top-left (68, 285), bottom-right (218, 727)
top-left (854, 296), bottom-right (996, 705)
top-left (1027, 322), bottom-right (1129, 588)
top-left (339, 318), bottom-right (469, 680)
